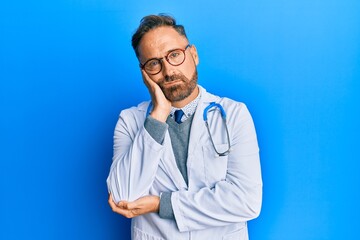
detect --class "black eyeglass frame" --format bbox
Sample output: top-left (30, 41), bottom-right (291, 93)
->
top-left (139, 44), bottom-right (191, 75)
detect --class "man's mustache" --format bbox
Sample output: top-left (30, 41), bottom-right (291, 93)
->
top-left (159, 74), bottom-right (186, 84)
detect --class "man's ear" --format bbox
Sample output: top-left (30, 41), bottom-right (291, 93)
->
top-left (190, 45), bottom-right (199, 65)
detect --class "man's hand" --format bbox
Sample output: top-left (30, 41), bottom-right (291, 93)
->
top-left (142, 70), bottom-right (171, 122)
top-left (108, 194), bottom-right (160, 218)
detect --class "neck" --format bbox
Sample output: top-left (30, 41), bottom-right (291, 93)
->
top-left (171, 86), bottom-right (199, 108)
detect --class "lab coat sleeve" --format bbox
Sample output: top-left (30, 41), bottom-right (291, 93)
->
top-left (171, 103), bottom-right (262, 232)
top-left (107, 108), bottom-right (165, 203)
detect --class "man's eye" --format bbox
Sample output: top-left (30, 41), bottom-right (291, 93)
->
top-left (169, 51), bottom-right (181, 59)
top-left (147, 60), bottom-right (160, 68)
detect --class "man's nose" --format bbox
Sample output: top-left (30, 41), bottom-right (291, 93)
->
top-left (161, 59), bottom-right (176, 76)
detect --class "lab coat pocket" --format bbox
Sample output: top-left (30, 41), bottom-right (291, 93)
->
top-left (203, 144), bottom-right (229, 187)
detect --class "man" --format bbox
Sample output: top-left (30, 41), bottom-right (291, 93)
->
top-left (107, 14), bottom-right (262, 240)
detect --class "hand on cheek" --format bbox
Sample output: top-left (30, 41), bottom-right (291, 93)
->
top-left (141, 70), bottom-right (171, 122)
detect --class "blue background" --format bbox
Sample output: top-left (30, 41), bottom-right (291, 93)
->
top-left (1, 0), bottom-right (359, 239)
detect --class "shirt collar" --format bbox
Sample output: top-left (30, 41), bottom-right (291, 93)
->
top-left (169, 88), bottom-right (201, 121)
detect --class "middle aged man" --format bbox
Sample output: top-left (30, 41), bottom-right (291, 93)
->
top-left (107, 14), bottom-right (262, 240)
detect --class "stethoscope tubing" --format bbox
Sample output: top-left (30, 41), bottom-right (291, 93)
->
top-left (203, 102), bottom-right (231, 156)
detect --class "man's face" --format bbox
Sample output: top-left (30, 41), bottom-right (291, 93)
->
top-left (137, 26), bottom-right (199, 102)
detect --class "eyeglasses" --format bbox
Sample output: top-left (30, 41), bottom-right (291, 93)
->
top-left (140, 44), bottom-right (191, 75)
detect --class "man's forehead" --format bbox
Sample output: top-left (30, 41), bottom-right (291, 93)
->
top-left (138, 27), bottom-right (188, 59)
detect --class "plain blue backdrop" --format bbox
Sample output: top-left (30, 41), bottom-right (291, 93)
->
top-left (1, 0), bottom-right (359, 239)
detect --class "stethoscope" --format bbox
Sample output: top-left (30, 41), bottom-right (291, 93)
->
top-left (203, 102), bottom-right (231, 156)
top-left (146, 101), bottom-right (231, 157)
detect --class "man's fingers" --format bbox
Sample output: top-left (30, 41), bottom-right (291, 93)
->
top-left (126, 201), bottom-right (138, 210)
top-left (117, 201), bottom-right (128, 209)
top-left (113, 207), bottom-right (135, 218)
top-left (108, 194), bottom-right (115, 206)
top-left (141, 70), bottom-right (155, 88)
top-left (108, 197), bottom-right (135, 218)
top-left (115, 207), bottom-right (141, 218)
top-left (108, 194), bottom-right (120, 210)
top-left (108, 195), bottom-right (160, 218)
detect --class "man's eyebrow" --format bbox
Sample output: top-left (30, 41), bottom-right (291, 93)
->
top-left (152, 47), bottom-right (183, 58)
top-left (151, 48), bottom-right (178, 59)
top-left (143, 46), bottom-right (185, 62)
top-left (165, 47), bottom-right (181, 54)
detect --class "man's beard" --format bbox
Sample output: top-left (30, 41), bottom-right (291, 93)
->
top-left (157, 69), bottom-right (198, 102)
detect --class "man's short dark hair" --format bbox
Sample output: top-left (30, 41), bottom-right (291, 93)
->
top-left (132, 14), bottom-right (188, 57)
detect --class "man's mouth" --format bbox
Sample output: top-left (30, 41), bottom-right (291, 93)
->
top-left (163, 79), bottom-right (182, 86)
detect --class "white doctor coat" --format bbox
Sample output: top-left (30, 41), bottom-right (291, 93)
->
top-left (107, 86), bottom-right (262, 240)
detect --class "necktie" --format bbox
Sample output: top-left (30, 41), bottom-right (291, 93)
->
top-left (174, 110), bottom-right (184, 124)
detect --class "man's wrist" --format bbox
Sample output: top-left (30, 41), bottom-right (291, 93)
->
top-left (150, 111), bottom-right (168, 122)
top-left (144, 116), bottom-right (168, 144)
